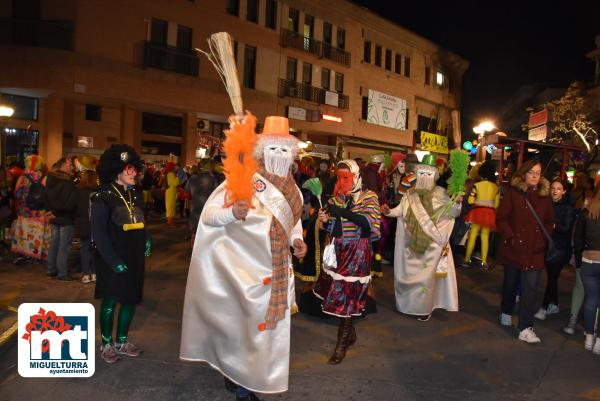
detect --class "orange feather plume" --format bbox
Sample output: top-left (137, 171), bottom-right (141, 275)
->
top-left (222, 112), bottom-right (258, 207)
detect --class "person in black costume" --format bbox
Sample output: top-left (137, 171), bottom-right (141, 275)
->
top-left (92, 144), bottom-right (151, 364)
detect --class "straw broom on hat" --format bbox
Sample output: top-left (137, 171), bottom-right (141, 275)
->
top-left (196, 32), bottom-right (258, 207)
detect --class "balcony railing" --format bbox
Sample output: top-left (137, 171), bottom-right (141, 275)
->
top-left (143, 41), bottom-right (199, 77)
top-left (280, 29), bottom-right (321, 57)
top-left (278, 79), bottom-right (349, 110)
top-left (280, 29), bottom-right (350, 67)
top-left (322, 42), bottom-right (351, 67)
top-left (0, 18), bottom-right (73, 50)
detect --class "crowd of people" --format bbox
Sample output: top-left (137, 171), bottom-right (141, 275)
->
top-left (4, 115), bottom-right (600, 401)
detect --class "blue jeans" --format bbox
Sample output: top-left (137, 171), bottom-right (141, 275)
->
top-left (581, 261), bottom-right (600, 333)
top-left (80, 237), bottom-right (95, 275)
top-left (47, 225), bottom-right (74, 278)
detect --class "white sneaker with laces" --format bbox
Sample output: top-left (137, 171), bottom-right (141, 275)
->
top-left (546, 304), bottom-right (559, 316)
top-left (534, 308), bottom-right (547, 320)
top-left (563, 315), bottom-right (577, 335)
top-left (500, 313), bottom-right (512, 326)
top-left (585, 333), bottom-right (594, 351)
top-left (518, 327), bottom-right (541, 344)
top-left (81, 275), bottom-right (91, 284)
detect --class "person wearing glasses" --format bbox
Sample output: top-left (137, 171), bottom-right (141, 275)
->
top-left (496, 160), bottom-right (554, 343)
top-left (92, 144), bottom-right (151, 364)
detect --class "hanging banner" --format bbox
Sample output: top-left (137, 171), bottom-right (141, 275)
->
top-left (528, 125), bottom-right (547, 141)
top-left (366, 89), bottom-right (407, 130)
top-left (420, 131), bottom-right (448, 154)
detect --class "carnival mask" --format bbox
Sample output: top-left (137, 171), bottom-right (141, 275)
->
top-left (334, 170), bottom-right (354, 196)
top-left (264, 144), bottom-right (293, 177)
top-left (415, 166), bottom-right (438, 191)
top-left (397, 161), bottom-right (406, 174)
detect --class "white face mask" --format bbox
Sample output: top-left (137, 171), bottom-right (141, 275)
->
top-left (397, 161), bottom-right (406, 175)
top-left (415, 167), bottom-right (437, 191)
top-left (264, 145), bottom-right (293, 177)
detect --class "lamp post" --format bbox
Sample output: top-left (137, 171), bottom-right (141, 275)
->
top-left (0, 104), bottom-right (15, 167)
top-left (473, 121), bottom-right (496, 162)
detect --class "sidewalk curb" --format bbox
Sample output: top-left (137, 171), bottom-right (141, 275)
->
top-left (0, 306), bottom-right (18, 347)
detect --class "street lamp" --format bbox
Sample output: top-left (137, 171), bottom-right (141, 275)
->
top-left (473, 121), bottom-right (496, 161)
top-left (0, 104), bottom-right (15, 167)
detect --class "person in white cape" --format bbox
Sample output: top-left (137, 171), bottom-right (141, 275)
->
top-left (382, 154), bottom-right (461, 321)
top-left (179, 116), bottom-right (307, 401)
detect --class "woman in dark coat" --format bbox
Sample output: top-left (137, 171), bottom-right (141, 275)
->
top-left (74, 157), bottom-right (100, 284)
top-left (496, 159), bottom-right (554, 344)
top-left (534, 179), bottom-right (575, 320)
top-left (92, 144), bottom-right (150, 364)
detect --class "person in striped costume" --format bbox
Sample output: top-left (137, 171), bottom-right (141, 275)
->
top-left (314, 159), bottom-right (381, 364)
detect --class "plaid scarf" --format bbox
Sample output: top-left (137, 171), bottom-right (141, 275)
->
top-left (405, 189), bottom-right (435, 254)
top-left (259, 169), bottom-right (303, 330)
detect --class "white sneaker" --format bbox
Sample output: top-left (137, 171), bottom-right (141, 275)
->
top-left (81, 275), bottom-right (91, 284)
top-left (500, 313), bottom-right (512, 326)
top-left (593, 338), bottom-right (600, 355)
top-left (546, 304), bottom-right (559, 316)
top-left (518, 327), bottom-right (541, 344)
top-left (563, 315), bottom-right (577, 335)
top-left (534, 308), bottom-right (547, 320)
top-left (585, 333), bottom-right (595, 351)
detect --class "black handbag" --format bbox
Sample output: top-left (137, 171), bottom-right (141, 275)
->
top-left (524, 197), bottom-right (564, 265)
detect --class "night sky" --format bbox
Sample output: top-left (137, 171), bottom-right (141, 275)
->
top-left (353, 0), bottom-right (600, 137)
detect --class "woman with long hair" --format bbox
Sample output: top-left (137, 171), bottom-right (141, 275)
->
top-left (573, 185), bottom-right (600, 354)
top-left (496, 159), bottom-right (553, 343)
top-left (535, 179), bottom-right (575, 320)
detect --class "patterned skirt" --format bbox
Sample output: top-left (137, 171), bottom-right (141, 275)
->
top-left (314, 237), bottom-right (372, 317)
top-left (10, 214), bottom-right (52, 260)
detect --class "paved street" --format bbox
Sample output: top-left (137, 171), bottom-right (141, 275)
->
top-left (1, 219), bottom-right (599, 401)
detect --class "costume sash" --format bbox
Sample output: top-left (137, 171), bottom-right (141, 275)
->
top-left (253, 173), bottom-right (295, 239)
top-left (407, 191), bottom-right (444, 246)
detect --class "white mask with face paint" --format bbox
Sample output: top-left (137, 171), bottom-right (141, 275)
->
top-left (264, 144), bottom-right (293, 177)
top-left (415, 165), bottom-right (439, 191)
top-left (397, 161), bottom-right (406, 175)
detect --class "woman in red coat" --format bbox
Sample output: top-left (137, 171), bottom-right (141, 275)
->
top-left (496, 159), bottom-right (554, 344)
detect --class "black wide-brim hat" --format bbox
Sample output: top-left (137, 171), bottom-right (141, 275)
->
top-left (97, 144), bottom-right (142, 184)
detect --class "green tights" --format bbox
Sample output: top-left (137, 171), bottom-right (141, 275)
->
top-left (100, 298), bottom-right (136, 345)
top-left (570, 269), bottom-right (585, 317)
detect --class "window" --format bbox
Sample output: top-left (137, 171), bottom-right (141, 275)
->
top-left (361, 96), bottom-right (368, 120)
top-left (288, 8), bottom-right (299, 32)
top-left (304, 14), bottom-right (314, 38)
top-left (85, 104), bottom-right (101, 121)
top-left (265, 0), bottom-right (277, 29)
top-left (394, 54), bottom-right (401, 74)
top-left (243, 45), bottom-right (257, 89)
top-left (150, 18), bottom-right (168, 45)
top-left (425, 66), bottom-right (431, 85)
top-left (337, 27), bottom-right (345, 50)
top-left (321, 68), bottom-right (330, 90)
top-left (286, 57), bottom-right (297, 81)
top-left (177, 25), bottom-right (192, 50)
top-left (1, 94), bottom-right (38, 120)
top-left (436, 71), bottom-right (444, 86)
top-left (246, 0), bottom-right (258, 23)
top-left (335, 72), bottom-right (344, 93)
top-left (302, 62), bottom-right (312, 85)
top-left (385, 49), bottom-right (392, 70)
top-left (142, 113), bottom-right (183, 136)
top-left (363, 41), bottom-right (371, 63)
top-left (226, 0), bottom-right (239, 16)
top-left (404, 57), bottom-right (410, 77)
top-left (323, 22), bottom-right (332, 44)
top-left (374, 45), bottom-right (382, 67)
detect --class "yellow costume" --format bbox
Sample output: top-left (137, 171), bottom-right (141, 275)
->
top-left (464, 179), bottom-right (499, 266)
top-left (165, 171), bottom-right (180, 223)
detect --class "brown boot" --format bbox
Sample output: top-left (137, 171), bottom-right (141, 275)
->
top-left (328, 317), bottom-right (353, 364)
